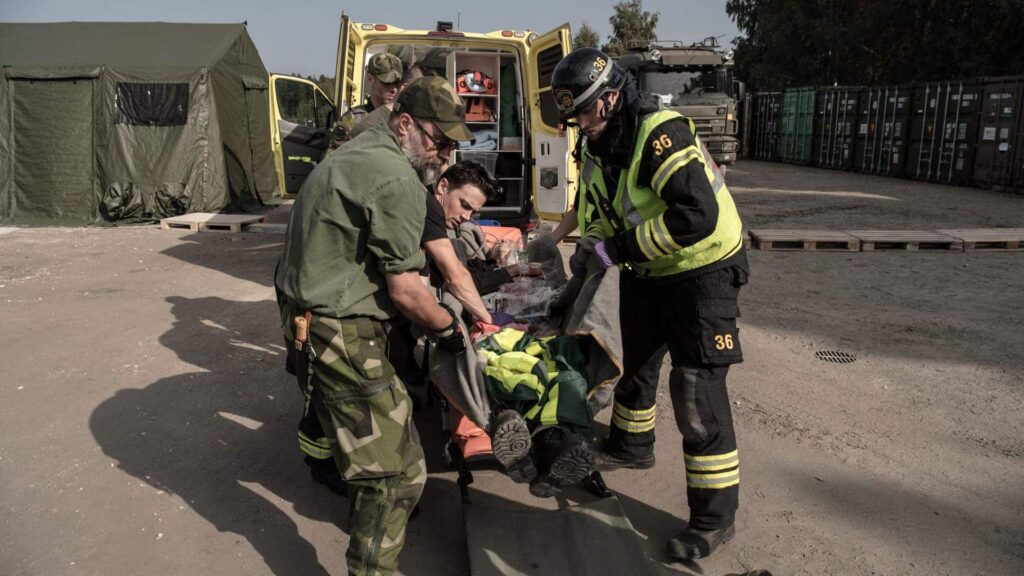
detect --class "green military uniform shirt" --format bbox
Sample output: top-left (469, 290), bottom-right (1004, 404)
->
top-left (276, 123), bottom-right (426, 321)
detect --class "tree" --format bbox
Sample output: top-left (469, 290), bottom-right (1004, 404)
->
top-left (573, 21), bottom-right (600, 49)
top-left (603, 0), bottom-right (659, 57)
top-left (726, 0), bottom-right (1024, 91)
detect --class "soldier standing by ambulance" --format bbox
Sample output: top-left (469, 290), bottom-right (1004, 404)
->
top-left (550, 48), bottom-right (749, 561)
top-left (275, 76), bottom-right (473, 576)
top-left (329, 52), bottom-right (405, 148)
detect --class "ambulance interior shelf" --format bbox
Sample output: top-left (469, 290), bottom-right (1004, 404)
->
top-left (448, 50), bottom-right (525, 214)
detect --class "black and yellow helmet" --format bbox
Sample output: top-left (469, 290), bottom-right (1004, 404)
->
top-left (551, 47), bottom-right (627, 121)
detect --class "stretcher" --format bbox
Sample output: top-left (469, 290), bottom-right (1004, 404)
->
top-left (427, 230), bottom-right (622, 500)
top-left (421, 234), bottom-right (672, 574)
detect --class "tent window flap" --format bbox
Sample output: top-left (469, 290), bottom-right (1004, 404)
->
top-left (116, 82), bottom-right (188, 126)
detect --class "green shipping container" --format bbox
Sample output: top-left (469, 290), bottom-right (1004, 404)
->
top-left (779, 87), bottom-right (816, 164)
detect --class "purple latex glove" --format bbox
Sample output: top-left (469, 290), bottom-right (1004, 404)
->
top-left (592, 240), bottom-right (615, 269)
top-left (491, 312), bottom-right (516, 326)
top-left (568, 253), bottom-right (587, 276)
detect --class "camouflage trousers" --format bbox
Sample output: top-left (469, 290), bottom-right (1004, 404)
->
top-left (307, 315), bottom-right (427, 576)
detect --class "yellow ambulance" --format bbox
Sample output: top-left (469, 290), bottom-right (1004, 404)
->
top-left (269, 15), bottom-right (577, 226)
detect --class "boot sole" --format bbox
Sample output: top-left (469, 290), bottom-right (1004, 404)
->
top-left (529, 443), bottom-right (594, 498)
top-left (491, 413), bottom-right (536, 484)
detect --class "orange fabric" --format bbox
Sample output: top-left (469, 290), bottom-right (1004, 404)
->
top-left (479, 225), bottom-right (522, 251)
top-left (450, 405), bottom-right (493, 459)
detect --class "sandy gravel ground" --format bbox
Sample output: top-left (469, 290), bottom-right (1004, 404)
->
top-left (1, 161), bottom-right (1022, 575)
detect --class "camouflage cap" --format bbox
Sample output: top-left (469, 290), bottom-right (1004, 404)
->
top-left (366, 53), bottom-right (403, 84)
top-left (393, 76), bottom-right (474, 142)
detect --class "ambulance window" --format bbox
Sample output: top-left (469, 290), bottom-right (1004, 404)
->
top-left (115, 82), bottom-right (188, 126)
top-left (536, 44), bottom-right (563, 127)
top-left (275, 79), bottom-right (317, 127)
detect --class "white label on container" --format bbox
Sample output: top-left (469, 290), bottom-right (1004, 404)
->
top-left (983, 127), bottom-right (997, 141)
top-left (1004, 107), bottom-right (1014, 115)
top-left (859, 123), bottom-right (868, 135)
top-left (1001, 128), bottom-right (1010, 139)
top-left (957, 158), bottom-right (964, 170)
top-left (999, 142), bottom-right (1010, 152)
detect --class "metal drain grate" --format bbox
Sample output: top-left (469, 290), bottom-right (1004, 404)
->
top-left (815, 350), bottom-right (857, 364)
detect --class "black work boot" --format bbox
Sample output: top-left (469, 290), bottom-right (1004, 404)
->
top-left (592, 448), bottom-right (656, 472)
top-left (529, 427), bottom-right (594, 498)
top-left (304, 455), bottom-right (348, 497)
top-left (666, 523), bottom-right (736, 561)
top-left (489, 409), bottom-right (537, 483)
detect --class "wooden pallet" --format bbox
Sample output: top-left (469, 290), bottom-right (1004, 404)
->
top-left (937, 229), bottom-right (1024, 251)
top-left (159, 213), bottom-right (267, 233)
top-left (847, 230), bottom-right (963, 251)
top-left (750, 229), bottom-right (860, 251)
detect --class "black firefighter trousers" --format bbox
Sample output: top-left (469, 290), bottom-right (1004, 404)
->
top-left (608, 263), bottom-right (747, 530)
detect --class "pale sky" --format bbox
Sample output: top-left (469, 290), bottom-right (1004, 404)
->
top-left (0, 0), bottom-right (740, 76)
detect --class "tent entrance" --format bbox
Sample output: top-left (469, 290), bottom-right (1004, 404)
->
top-left (12, 79), bottom-right (96, 224)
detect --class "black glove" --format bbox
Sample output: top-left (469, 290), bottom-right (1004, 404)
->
top-left (432, 304), bottom-right (467, 355)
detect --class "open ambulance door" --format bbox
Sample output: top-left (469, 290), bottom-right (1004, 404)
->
top-left (268, 74), bottom-right (335, 195)
top-left (526, 24), bottom-right (576, 222)
top-left (333, 13), bottom-right (366, 112)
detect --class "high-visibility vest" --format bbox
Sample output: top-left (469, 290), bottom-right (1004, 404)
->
top-left (577, 110), bottom-right (743, 277)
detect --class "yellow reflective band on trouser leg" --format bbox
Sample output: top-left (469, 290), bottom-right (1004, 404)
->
top-left (611, 401), bottom-right (656, 433)
top-left (298, 429), bottom-right (333, 460)
top-left (685, 450), bottom-right (739, 489)
top-left (684, 450), bottom-right (739, 471)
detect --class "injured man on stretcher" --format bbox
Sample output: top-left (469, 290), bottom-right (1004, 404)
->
top-left (425, 210), bottom-right (624, 499)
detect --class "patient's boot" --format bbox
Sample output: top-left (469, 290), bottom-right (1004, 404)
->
top-left (489, 409), bottom-right (537, 483)
top-left (529, 427), bottom-right (594, 498)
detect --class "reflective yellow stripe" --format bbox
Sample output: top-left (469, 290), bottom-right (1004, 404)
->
top-left (651, 146), bottom-right (702, 193)
top-left (485, 366), bottom-right (544, 396)
top-left (612, 412), bottom-right (656, 433)
top-left (686, 455), bottom-right (739, 472)
top-left (686, 469), bottom-right (740, 489)
top-left (635, 222), bottom-right (661, 260)
top-left (539, 383), bottom-right (560, 426)
top-left (654, 213), bottom-right (684, 252)
top-left (613, 402), bottom-right (656, 420)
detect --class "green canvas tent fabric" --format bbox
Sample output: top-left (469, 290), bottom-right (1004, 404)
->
top-left (0, 22), bottom-right (280, 225)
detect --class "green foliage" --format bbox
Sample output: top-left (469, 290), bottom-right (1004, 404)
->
top-left (603, 0), bottom-right (659, 57)
top-left (727, 0), bottom-right (1024, 91)
top-left (573, 21), bottom-right (601, 49)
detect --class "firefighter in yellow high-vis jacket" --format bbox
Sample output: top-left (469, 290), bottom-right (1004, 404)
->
top-left (551, 47), bottom-right (749, 561)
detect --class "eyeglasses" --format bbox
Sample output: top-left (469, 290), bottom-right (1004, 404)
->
top-left (411, 117), bottom-right (459, 152)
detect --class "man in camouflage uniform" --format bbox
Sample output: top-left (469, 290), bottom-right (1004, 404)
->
top-left (276, 76), bottom-right (473, 576)
top-left (330, 53), bottom-right (405, 149)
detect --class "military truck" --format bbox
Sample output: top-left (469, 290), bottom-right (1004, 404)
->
top-left (616, 38), bottom-right (744, 166)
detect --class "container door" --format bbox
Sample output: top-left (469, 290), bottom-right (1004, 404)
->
top-left (973, 77), bottom-right (1024, 190)
top-left (268, 75), bottom-right (335, 195)
top-left (525, 24), bottom-right (576, 222)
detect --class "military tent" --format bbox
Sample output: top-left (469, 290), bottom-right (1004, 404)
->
top-left (0, 22), bottom-right (280, 225)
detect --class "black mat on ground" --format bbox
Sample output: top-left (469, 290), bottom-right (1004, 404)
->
top-left (464, 494), bottom-right (664, 576)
